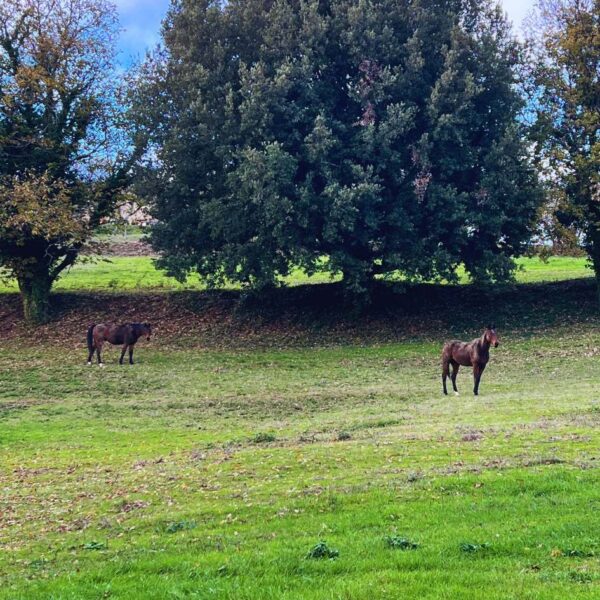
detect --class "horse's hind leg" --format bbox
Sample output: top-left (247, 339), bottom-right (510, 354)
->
top-left (442, 357), bottom-right (450, 395)
top-left (119, 343), bottom-right (128, 365)
top-left (96, 342), bottom-right (104, 366)
top-left (128, 345), bottom-right (134, 365)
top-left (87, 345), bottom-right (95, 365)
top-left (451, 361), bottom-right (460, 395)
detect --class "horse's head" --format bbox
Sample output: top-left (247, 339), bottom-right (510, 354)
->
top-left (484, 324), bottom-right (499, 348)
top-left (139, 323), bottom-right (152, 340)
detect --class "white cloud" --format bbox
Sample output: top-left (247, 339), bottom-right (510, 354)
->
top-left (501, 0), bottom-right (536, 29)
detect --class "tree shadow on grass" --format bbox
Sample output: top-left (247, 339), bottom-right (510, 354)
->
top-left (0, 278), bottom-right (596, 348)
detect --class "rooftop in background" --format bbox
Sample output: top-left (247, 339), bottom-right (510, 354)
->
top-left (114, 0), bottom-right (535, 67)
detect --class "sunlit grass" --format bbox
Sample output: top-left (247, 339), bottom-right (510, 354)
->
top-left (0, 255), bottom-right (591, 293)
top-left (1, 329), bottom-right (600, 598)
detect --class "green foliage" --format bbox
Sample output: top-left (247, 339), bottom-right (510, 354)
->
top-left (252, 432), bottom-right (277, 444)
top-left (460, 542), bottom-right (491, 554)
top-left (0, 0), bottom-right (132, 322)
top-left (306, 541), bottom-right (340, 560)
top-left (163, 521), bottom-right (197, 534)
top-left (528, 0), bottom-right (600, 293)
top-left (560, 548), bottom-right (596, 558)
top-left (28, 559), bottom-right (49, 570)
top-left (133, 0), bottom-right (541, 299)
top-left (82, 541), bottom-right (107, 551)
top-left (385, 536), bottom-right (420, 550)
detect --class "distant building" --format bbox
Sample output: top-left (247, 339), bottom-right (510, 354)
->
top-left (117, 201), bottom-right (156, 227)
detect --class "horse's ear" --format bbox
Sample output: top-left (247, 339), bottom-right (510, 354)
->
top-left (486, 323), bottom-right (492, 330)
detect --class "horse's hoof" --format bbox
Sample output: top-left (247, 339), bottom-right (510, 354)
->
top-left (454, 391), bottom-right (459, 396)
top-left (99, 363), bottom-right (105, 368)
top-left (87, 361), bottom-right (92, 366)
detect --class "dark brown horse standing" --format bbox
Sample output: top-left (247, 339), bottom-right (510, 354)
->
top-left (87, 323), bottom-right (152, 366)
top-left (442, 326), bottom-right (499, 396)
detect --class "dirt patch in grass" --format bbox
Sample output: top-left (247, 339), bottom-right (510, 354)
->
top-left (81, 239), bottom-right (156, 257)
top-left (103, 241), bottom-right (156, 257)
top-left (0, 398), bottom-right (42, 417)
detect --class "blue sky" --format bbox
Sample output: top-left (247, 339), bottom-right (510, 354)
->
top-left (115, 0), bottom-right (536, 65)
top-left (115, 0), bottom-right (170, 64)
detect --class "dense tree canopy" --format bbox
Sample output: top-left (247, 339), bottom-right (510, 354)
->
top-left (134, 0), bottom-right (542, 298)
top-left (528, 0), bottom-right (600, 295)
top-left (0, 0), bottom-right (132, 323)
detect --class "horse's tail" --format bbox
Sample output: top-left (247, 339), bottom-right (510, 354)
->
top-left (87, 324), bottom-right (95, 353)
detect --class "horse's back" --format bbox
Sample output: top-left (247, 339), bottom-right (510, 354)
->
top-left (93, 323), bottom-right (109, 337)
top-left (443, 340), bottom-right (473, 366)
top-left (94, 323), bottom-right (128, 344)
top-left (443, 340), bottom-right (465, 353)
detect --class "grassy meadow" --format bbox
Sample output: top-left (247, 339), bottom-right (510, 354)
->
top-left (0, 254), bottom-right (599, 599)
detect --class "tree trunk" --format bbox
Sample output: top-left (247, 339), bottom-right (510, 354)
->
top-left (18, 274), bottom-right (52, 325)
top-left (587, 224), bottom-right (600, 304)
top-left (592, 256), bottom-right (600, 306)
top-left (342, 262), bottom-right (376, 307)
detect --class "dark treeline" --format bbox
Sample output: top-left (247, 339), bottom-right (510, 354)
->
top-left (1, 0), bottom-right (598, 323)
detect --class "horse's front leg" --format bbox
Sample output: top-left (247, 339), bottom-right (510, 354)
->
top-left (442, 358), bottom-right (450, 395)
top-left (119, 343), bottom-right (128, 365)
top-left (128, 345), bottom-right (135, 365)
top-left (451, 362), bottom-right (459, 395)
top-left (473, 363), bottom-right (486, 395)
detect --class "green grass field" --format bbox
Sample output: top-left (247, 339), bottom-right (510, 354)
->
top-left (0, 255), bottom-right (592, 293)
top-left (1, 258), bottom-right (599, 598)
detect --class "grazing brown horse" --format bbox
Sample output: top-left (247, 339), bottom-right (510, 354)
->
top-left (87, 323), bottom-right (152, 366)
top-left (442, 325), bottom-right (499, 396)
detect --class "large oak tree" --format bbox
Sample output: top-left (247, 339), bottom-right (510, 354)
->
top-left (134, 0), bottom-right (541, 298)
